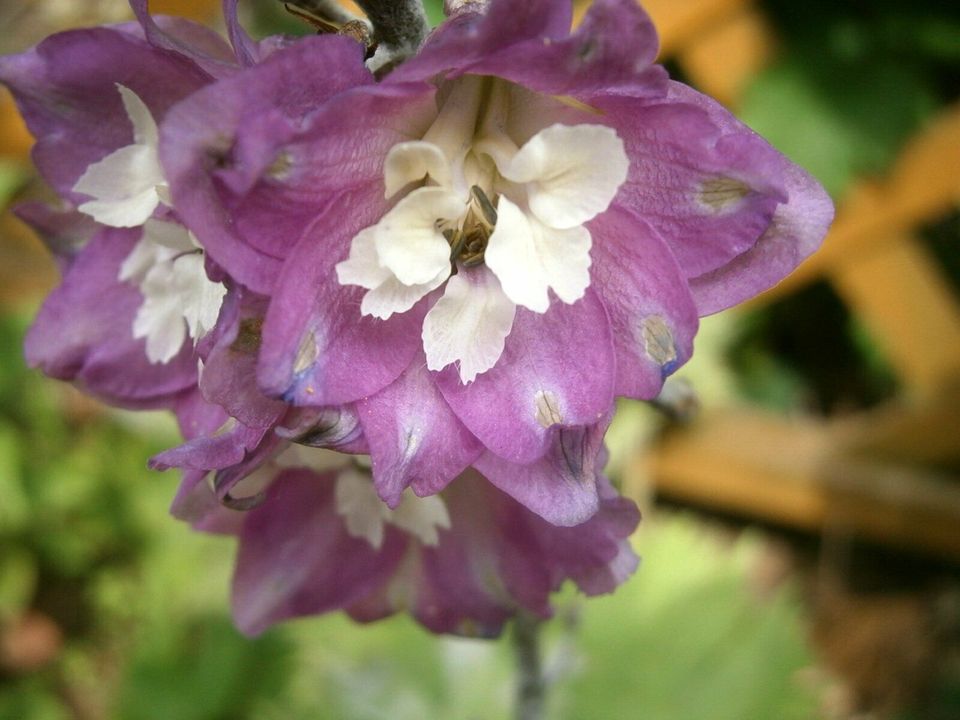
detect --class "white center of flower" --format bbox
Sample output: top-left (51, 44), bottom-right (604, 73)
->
top-left (73, 84), bottom-right (169, 228)
top-left (72, 85), bottom-right (225, 364)
top-left (120, 219), bottom-right (227, 364)
top-left (336, 76), bottom-right (629, 383)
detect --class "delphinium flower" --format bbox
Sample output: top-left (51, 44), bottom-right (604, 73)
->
top-left (161, 0), bottom-right (833, 529)
top-left (4, 0), bottom-right (836, 646)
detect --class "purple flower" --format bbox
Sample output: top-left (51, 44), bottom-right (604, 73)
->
top-left (162, 0), bottom-right (832, 524)
top-left (167, 441), bottom-right (639, 638)
top-left (0, 1), bottom-right (257, 406)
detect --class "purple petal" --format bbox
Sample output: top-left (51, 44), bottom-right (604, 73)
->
top-left (256, 188), bottom-right (429, 406)
top-left (664, 83), bottom-right (834, 314)
top-left (128, 4), bottom-right (239, 76)
top-left (436, 289), bottom-right (614, 464)
top-left (199, 289), bottom-right (287, 429)
top-left (390, 0), bottom-right (573, 83)
top-left (597, 92), bottom-right (788, 279)
top-left (172, 388), bottom-right (229, 441)
top-left (0, 27), bottom-right (212, 198)
top-left (358, 355), bottom-right (483, 506)
top-left (232, 468), bottom-right (408, 636)
top-left (220, 0), bottom-right (260, 66)
top-left (473, 416), bottom-right (610, 526)
top-left (276, 405), bottom-right (368, 454)
top-left (150, 420), bottom-right (270, 473)
top-left (460, 0), bottom-right (667, 99)
top-left (13, 202), bottom-right (97, 268)
top-left (24, 227), bottom-right (197, 407)
top-left (590, 205), bottom-right (699, 398)
top-left (159, 39), bottom-right (433, 293)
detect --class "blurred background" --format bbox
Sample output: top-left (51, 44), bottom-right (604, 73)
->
top-left (1, 0), bottom-right (958, 718)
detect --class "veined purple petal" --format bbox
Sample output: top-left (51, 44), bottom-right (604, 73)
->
top-left (662, 82), bottom-right (835, 313)
top-left (199, 289), bottom-right (287, 429)
top-left (597, 93), bottom-right (788, 279)
top-left (358, 355), bottom-right (484, 507)
top-left (590, 206), bottom-right (699, 399)
top-left (390, 0), bottom-right (573, 83)
top-left (220, 0), bottom-right (260, 66)
top-left (0, 27), bottom-right (212, 199)
top-left (436, 289), bottom-right (614, 464)
top-left (474, 417), bottom-right (609, 526)
top-left (126, 1), bottom-right (238, 76)
top-left (232, 468), bottom-right (408, 636)
top-left (23, 227), bottom-right (197, 407)
top-left (159, 39), bottom-right (435, 293)
top-left (257, 187), bottom-right (428, 406)
top-left (458, 0), bottom-right (667, 99)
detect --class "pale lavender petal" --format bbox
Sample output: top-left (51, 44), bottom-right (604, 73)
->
top-left (590, 206), bottom-right (699, 399)
top-left (358, 355), bottom-right (483, 506)
top-left (436, 290), bottom-right (614, 464)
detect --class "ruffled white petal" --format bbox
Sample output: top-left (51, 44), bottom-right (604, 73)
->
top-left (118, 84), bottom-right (158, 147)
top-left (383, 141), bottom-right (451, 198)
top-left (374, 187), bottom-right (463, 286)
top-left (177, 253), bottom-right (227, 340)
top-left (73, 85), bottom-right (167, 228)
top-left (128, 221), bottom-right (225, 363)
top-left (485, 196), bottom-right (592, 313)
top-left (336, 227), bottom-right (390, 290)
top-left (501, 123), bottom-right (628, 230)
top-left (422, 269), bottom-right (516, 383)
top-left (360, 267), bottom-right (447, 320)
top-left (133, 262), bottom-right (189, 363)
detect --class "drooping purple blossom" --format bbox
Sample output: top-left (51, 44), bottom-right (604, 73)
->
top-left (160, 0), bottom-right (832, 525)
top-left (1, 0), bottom-right (833, 639)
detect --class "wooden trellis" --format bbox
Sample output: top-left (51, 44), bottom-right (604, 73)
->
top-left (607, 0), bottom-right (960, 561)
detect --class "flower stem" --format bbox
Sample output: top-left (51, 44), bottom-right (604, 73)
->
top-left (511, 614), bottom-right (546, 720)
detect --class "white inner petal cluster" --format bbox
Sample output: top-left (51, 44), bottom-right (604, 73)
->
top-left (74, 85), bottom-right (225, 364)
top-left (336, 76), bottom-right (629, 383)
top-left (274, 446), bottom-right (451, 550)
top-left (121, 219), bottom-right (227, 363)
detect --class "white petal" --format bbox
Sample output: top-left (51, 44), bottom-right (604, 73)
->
top-left (336, 227), bottom-right (390, 290)
top-left (142, 218), bottom-right (198, 253)
top-left (174, 253), bottom-right (226, 341)
top-left (374, 187), bottom-right (463, 286)
top-left (422, 268), bottom-right (516, 383)
top-left (484, 197), bottom-right (549, 312)
top-left (502, 123), bottom-right (629, 230)
top-left (117, 84), bottom-right (158, 147)
top-left (335, 466), bottom-right (390, 550)
top-left (119, 234), bottom-right (172, 283)
top-left (383, 141), bottom-right (451, 198)
top-left (133, 263), bottom-right (188, 363)
top-left (74, 144), bottom-right (164, 227)
top-left (388, 491), bottom-right (451, 546)
top-left (486, 197), bottom-right (592, 312)
top-left (360, 266), bottom-right (448, 320)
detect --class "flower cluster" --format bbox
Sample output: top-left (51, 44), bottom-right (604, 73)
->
top-left (1, 0), bottom-right (832, 636)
